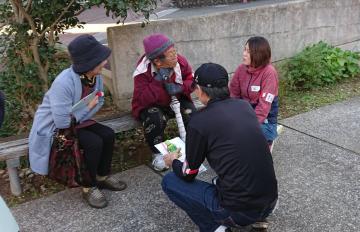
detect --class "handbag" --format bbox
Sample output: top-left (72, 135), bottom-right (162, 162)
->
top-left (48, 120), bottom-right (92, 187)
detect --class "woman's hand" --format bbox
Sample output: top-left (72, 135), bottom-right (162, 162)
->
top-left (87, 95), bottom-right (99, 110)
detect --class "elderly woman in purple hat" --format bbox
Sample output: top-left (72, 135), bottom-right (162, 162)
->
top-left (131, 33), bottom-right (196, 172)
top-left (29, 34), bottom-right (126, 209)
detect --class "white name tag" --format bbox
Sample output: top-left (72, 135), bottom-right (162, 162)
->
top-left (251, 86), bottom-right (260, 92)
top-left (265, 93), bottom-right (275, 103)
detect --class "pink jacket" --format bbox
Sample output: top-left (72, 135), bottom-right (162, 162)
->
top-left (229, 64), bottom-right (279, 124)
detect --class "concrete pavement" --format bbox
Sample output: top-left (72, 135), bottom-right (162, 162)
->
top-left (10, 97), bottom-right (360, 231)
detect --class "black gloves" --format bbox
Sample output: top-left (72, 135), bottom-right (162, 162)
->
top-left (154, 68), bottom-right (172, 82)
top-left (153, 68), bottom-right (182, 96)
top-left (164, 83), bottom-right (183, 96)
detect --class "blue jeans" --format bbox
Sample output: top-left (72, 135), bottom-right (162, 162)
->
top-left (261, 122), bottom-right (278, 142)
top-left (162, 172), bottom-right (275, 232)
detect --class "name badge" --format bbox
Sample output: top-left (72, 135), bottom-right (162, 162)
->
top-left (251, 86), bottom-right (260, 92)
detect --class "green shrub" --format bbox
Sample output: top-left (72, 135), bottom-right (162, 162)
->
top-left (0, 55), bottom-right (70, 137)
top-left (278, 41), bottom-right (360, 90)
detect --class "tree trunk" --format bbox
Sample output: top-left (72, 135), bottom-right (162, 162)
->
top-left (31, 39), bottom-right (49, 91)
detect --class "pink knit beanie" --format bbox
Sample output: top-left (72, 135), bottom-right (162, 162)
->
top-left (143, 33), bottom-right (174, 60)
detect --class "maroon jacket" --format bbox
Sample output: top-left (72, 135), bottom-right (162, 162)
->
top-left (131, 54), bottom-right (194, 119)
top-left (229, 64), bottom-right (279, 124)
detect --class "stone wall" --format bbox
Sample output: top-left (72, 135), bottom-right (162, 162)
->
top-left (107, 0), bottom-right (360, 111)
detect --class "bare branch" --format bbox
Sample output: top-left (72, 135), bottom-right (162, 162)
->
top-left (39, 0), bottom-right (76, 39)
top-left (48, 27), bottom-right (55, 47)
top-left (12, 0), bottom-right (37, 35)
top-left (9, 0), bottom-right (20, 22)
top-left (25, 0), bottom-right (33, 12)
top-left (74, 5), bottom-right (86, 16)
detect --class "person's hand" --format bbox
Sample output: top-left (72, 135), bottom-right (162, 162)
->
top-left (154, 68), bottom-right (172, 82)
top-left (163, 148), bottom-right (181, 167)
top-left (88, 95), bottom-right (99, 110)
top-left (164, 83), bottom-right (183, 95)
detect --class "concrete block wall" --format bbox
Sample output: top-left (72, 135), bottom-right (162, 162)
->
top-left (107, 0), bottom-right (360, 111)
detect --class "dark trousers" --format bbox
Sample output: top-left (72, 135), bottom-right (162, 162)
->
top-left (139, 97), bottom-right (196, 153)
top-left (162, 172), bottom-right (276, 232)
top-left (77, 123), bottom-right (115, 186)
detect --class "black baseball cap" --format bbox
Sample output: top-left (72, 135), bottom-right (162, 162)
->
top-left (194, 63), bottom-right (229, 88)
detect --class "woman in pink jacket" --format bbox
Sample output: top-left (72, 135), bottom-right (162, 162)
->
top-left (229, 36), bottom-right (279, 150)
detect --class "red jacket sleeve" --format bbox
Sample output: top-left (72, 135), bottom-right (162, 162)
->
top-left (254, 68), bottom-right (278, 124)
top-left (229, 66), bottom-right (242, 98)
top-left (133, 72), bottom-right (169, 109)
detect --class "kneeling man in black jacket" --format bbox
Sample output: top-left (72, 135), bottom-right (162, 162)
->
top-left (162, 63), bottom-right (278, 232)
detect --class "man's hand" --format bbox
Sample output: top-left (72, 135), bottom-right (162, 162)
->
top-left (163, 148), bottom-right (181, 167)
top-left (154, 68), bottom-right (172, 82)
top-left (164, 83), bottom-right (183, 95)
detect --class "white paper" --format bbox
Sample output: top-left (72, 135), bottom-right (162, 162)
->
top-left (71, 90), bottom-right (98, 113)
top-left (155, 137), bottom-right (207, 173)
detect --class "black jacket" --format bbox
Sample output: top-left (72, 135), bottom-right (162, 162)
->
top-left (173, 98), bottom-right (278, 212)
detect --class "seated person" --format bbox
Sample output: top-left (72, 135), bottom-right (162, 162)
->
top-left (29, 35), bottom-right (126, 209)
top-left (131, 33), bottom-right (195, 171)
top-left (229, 36), bottom-right (279, 150)
top-left (162, 63), bottom-right (278, 232)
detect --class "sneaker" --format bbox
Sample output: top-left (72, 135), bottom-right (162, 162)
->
top-left (82, 187), bottom-right (108, 209)
top-left (152, 153), bottom-right (169, 172)
top-left (97, 175), bottom-right (127, 191)
top-left (214, 225), bottom-right (231, 232)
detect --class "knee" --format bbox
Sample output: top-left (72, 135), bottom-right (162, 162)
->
top-left (142, 107), bottom-right (166, 130)
top-left (103, 126), bottom-right (115, 142)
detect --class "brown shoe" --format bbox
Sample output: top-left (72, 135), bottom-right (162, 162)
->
top-left (82, 187), bottom-right (108, 209)
top-left (97, 175), bottom-right (127, 191)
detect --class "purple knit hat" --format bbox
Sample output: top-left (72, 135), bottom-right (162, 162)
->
top-left (143, 33), bottom-right (174, 60)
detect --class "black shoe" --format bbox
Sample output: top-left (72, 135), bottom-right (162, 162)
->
top-left (251, 220), bottom-right (269, 232)
top-left (97, 175), bottom-right (127, 191)
top-left (252, 220), bottom-right (269, 229)
top-left (82, 187), bottom-right (108, 209)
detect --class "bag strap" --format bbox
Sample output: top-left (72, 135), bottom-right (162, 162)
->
top-left (70, 116), bottom-right (78, 136)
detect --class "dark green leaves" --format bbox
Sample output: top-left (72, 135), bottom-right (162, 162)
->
top-left (279, 41), bottom-right (360, 90)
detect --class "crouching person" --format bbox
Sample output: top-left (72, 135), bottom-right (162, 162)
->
top-left (131, 33), bottom-right (196, 171)
top-left (161, 63), bottom-right (278, 232)
top-left (29, 35), bottom-right (126, 209)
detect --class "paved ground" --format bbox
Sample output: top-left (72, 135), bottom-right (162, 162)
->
top-left (10, 97), bottom-right (360, 231)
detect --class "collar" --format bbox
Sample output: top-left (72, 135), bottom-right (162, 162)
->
top-left (246, 64), bottom-right (268, 74)
top-left (133, 55), bottom-right (183, 84)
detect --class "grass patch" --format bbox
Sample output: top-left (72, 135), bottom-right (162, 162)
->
top-left (279, 76), bottom-right (360, 119)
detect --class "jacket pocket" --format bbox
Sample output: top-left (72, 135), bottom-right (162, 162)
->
top-left (31, 131), bottom-right (53, 157)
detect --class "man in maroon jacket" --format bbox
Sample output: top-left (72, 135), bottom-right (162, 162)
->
top-left (131, 33), bottom-right (195, 171)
